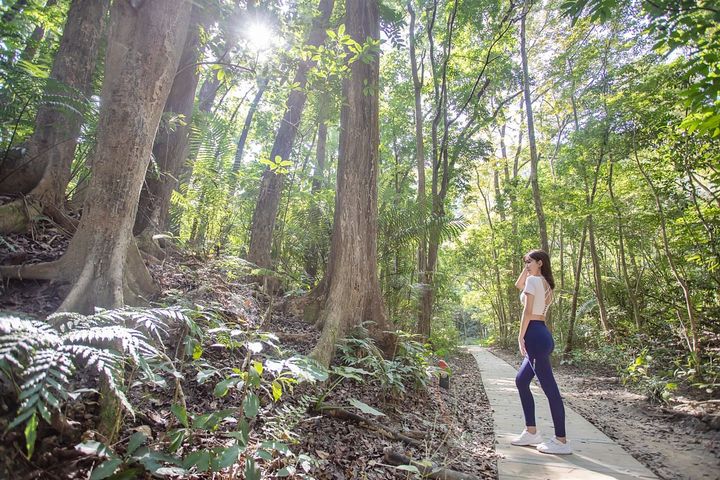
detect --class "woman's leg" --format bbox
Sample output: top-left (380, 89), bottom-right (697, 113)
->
top-left (533, 353), bottom-right (566, 438)
top-left (515, 356), bottom-right (536, 429)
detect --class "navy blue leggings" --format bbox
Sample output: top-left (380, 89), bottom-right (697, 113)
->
top-left (515, 320), bottom-right (566, 438)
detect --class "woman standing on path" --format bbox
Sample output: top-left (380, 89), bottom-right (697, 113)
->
top-left (511, 249), bottom-right (572, 454)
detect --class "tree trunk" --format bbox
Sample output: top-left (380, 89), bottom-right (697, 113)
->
top-left (408, 0), bottom-right (429, 337)
top-left (608, 161), bottom-right (641, 328)
top-left (564, 221), bottom-right (588, 355)
top-left (310, 0), bottom-right (393, 367)
top-left (633, 136), bottom-right (699, 357)
top-left (588, 215), bottom-right (611, 333)
top-left (520, 1), bottom-right (548, 253)
top-left (228, 77), bottom-right (269, 196)
top-left (0, 0), bottom-right (106, 215)
top-left (304, 116), bottom-right (328, 283)
top-left (247, 0), bottom-right (335, 272)
top-left (134, 5), bottom-right (204, 237)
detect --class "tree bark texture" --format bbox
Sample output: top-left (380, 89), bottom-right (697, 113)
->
top-left (134, 5), bottom-right (204, 236)
top-left (0, 0), bottom-right (106, 202)
top-left (247, 0), bottom-right (334, 271)
top-left (520, 1), bottom-right (549, 253)
top-left (310, 0), bottom-right (392, 367)
top-left (56, 0), bottom-right (192, 313)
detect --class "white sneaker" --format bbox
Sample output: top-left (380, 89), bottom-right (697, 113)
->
top-left (537, 437), bottom-right (572, 455)
top-left (511, 428), bottom-right (543, 446)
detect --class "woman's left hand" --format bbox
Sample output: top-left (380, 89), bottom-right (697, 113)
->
top-left (518, 337), bottom-right (526, 356)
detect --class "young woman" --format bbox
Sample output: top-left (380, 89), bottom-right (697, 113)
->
top-left (511, 249), bottom-right (571, 455)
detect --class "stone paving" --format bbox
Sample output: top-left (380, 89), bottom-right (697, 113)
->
top-left (467, 346), bottom-right (659, 480)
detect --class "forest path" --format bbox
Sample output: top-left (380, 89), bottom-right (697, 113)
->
top-left (467, 346), bottom-right (658, 480)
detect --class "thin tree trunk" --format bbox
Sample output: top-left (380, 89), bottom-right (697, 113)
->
top-left (588, 215), bottom-right (611, 333)
top-left (408, 0), bottom-right (429, 337)
top-left (310, 0), bottom-right (393, 367)
top-left (228, 77), bottom-right (268, 195)
top-left (304, 116), bottom-right (328, 283)
top-left (608, 161), bottom-right (641, 328)
top-left (247, 0), bottom-right (334, 273)
top-left (633, 135), bottom-right (699, 357)
top-left (520, 1), bottom-right (548, 253)
top-left (564, 221), bottom-right (588, 355)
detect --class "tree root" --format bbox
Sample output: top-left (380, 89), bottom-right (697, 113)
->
top-left (319, 406), bottom-right (422, 448)
top-left (0, 197), bottom-right (40, 234)
top-left (383, 447), bottom-right (480, 480)
top-left (0, 195), bottom-right (78, 235)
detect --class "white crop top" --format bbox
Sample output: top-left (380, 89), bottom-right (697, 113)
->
top-left (520, 275), bottom-right (553, 316)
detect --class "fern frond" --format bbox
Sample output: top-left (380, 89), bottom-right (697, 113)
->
top-left (262, 394), bottom-right (317, 442)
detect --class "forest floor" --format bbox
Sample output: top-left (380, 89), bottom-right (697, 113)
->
top-left (491, 347), bottom-right (720, 480)
top-left (1, 229), bottom-right (718, 479)
top-left (0, 231), bottom-right (496, 479)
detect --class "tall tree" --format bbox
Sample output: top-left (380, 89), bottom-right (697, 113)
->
top-left (408, 0), bottom-right (429, 337)
top-left (0, 0), bottom-right (108, 232)
top-left (520, 0), bottom-right (549, 253)
top-left (1, 0), bottom-right (192, 314)
top-left (247, 0), bottom-right (334, 274)
top-left (310, 0), bottom-right (393, 367)
top-left (134, 5), bottom-right (206, 239)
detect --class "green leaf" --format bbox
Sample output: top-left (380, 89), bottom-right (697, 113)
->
top-left (245, 458), bottom-right (261, 480)
top-left (256, 449), bottom-right (273, 461)
top-left (395, 464), bottom-right (421, 474)
top-left (24, 413), bottom-right (37, 459)
top-left (75, 441), bottom-right (114, 458)
top-left (182, 450), bottom-right (211, 472)
top-left (126, 432), bottom-right (146, 456)
top-left (348, 398), bottom-right (385, 416)
top-left (212, 444), bottom-right (240, 470)
top-left (243, 392), bottom-right (260, 418)
top-left (271, 380), bottom-right (282, 401)
top-left (192, 344), bottom-right (203, 360)
top-left (171, 403), bottom-right (189, 428)
top-left (90, 458), bottom-right (124, 480)
top-left (277, 466), bottom-right (295, 477)
top-left (168, 429), bottom-right (186, 453)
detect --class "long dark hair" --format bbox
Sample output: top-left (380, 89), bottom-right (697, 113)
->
top-left (526, 249), bottom-right (555, 289)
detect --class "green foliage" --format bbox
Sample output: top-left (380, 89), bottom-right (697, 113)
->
top-left (0, 307), bottom-right (189, 458)
top-left (336, 331), bottom-right (433, 399)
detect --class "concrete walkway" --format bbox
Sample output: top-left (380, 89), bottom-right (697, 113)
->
top-left (467, 346), bottom-right (659, 480)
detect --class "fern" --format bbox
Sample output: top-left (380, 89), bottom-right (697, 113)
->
top-left (0, 307), bottom-right (191, 457)
top-left (262, 394), bottom-right (317, 443)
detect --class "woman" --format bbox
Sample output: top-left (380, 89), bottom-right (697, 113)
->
top-left (511, 249), bottom-right (571, 455)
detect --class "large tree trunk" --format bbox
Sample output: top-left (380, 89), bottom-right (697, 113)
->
top-left (0, 0), bottom-right (107, 228)
top-left (247, 0), bottom-right (334, 272)
top-left (520, 1), bottom-right (548, 253)
top-left (58, 0), bottom-right (191, 312)
top-left (1, 0), bottom-right (191, 304)
top-left (310, 0), bottom-right (393, 368)
top-left (134, 5), bottom-right (204, 237)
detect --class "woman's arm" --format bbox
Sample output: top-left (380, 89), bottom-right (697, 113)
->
top-left (518, 292), bottom-right (534, 356)
top-left (515, 268), bottom-right (529, 291)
